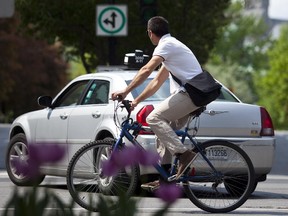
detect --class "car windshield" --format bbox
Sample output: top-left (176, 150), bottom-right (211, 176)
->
top-left (128, 78), bottom-right (170, 101)
top-left (128, 78), bottom-right (239, 103)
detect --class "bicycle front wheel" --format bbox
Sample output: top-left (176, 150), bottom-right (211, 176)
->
top-left (183, 140), bottom-right (255, 213)
top-left (66, 140), bottom-right (140, 211)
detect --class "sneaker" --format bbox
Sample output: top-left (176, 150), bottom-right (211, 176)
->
top-left (176, 150), bottom-right (197, 179)
top-left (141, 180), bottom-right (160, 191)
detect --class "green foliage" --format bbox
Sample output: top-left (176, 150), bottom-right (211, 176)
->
top-left (4, 185), bottom-right (173, 216)
top-left (97, 193), bottom-right (138, 216)
top-left (3, 186), bottom-right (75, 216)
top-left (211, 2), bottom-right (270, 70)
top-left (68, 58), bottom-right (87, 80)
top-left (205, 63), bottom-right (256, 103)
top-left (0, 16), bottom-right (68, 121)
top-left (158, 0), bottom-right (230, 64)
top-left (16, 0), bottom-right (230, 73)
top-left (256, 25), bottom-right (288, 129)
top-left (207, 1), bottom-right (271, 104)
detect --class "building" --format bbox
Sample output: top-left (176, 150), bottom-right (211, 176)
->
top-left (244, 0), bottom-right (287, 38)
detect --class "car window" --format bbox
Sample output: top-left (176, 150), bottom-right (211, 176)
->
top-left (128, 78), bottom-right (170, 101)
top-left (128, 78), bottom-right (238, 103)
top-left (55, 80), bottom-right (90, 107)
top-left (216, 88), bottom-right (239, 102)
top-left (82, 80), bottom-right (109, 105)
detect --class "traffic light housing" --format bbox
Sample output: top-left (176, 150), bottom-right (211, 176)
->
top-left (139, 0), bottom-right (157, 24)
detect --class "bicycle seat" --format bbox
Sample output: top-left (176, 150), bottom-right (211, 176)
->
top-left (190, 106), bottom-right (206, 117)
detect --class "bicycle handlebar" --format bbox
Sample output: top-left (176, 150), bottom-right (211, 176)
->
top-left (120, 100), bottom-right (132, 119)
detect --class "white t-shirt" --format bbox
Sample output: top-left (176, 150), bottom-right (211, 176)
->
top-left (153, 34), bottom-right (202, 93)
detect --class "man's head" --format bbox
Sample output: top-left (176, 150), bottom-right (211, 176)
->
top-left (147, 16), bottom-right (169, 45)
top-left (147, 16), bottom-right (169, 37)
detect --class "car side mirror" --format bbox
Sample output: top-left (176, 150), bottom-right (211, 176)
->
top-left (38, 96), bottom-right (53, 107)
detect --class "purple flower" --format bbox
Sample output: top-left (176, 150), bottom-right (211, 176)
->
top-left (101, 146), bottom-right (160, 177)
top-left (137, 149), bottom-right (160, 166)
top-left (155, 183), bottom-right (182, 204)
top-left (101, 146), bottom-right (138, 177)
top-left (111, 146), bottom-right (139, 167)
top-left (12, 143), bottom-right (66, 179)
top-left (29, 143), bottom-right (66, 163)
top-left (101, 159), bottom-right (119, 177)
top-left (11, 157), bottom-right (30, 176)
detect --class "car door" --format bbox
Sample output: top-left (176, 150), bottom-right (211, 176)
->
top-left (66, 79), bottom-right (111, 157)
top-left (35, 79), bottom-right (91, 167)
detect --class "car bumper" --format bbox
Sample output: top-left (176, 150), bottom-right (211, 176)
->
top-left (135, 135), bottom-right (276, 176)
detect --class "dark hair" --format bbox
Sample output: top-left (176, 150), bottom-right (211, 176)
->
top-left (147, 16), bottom-right (169, 37)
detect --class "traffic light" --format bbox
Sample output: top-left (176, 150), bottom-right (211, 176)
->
top-left (139, 0), bottom-right (157, 24)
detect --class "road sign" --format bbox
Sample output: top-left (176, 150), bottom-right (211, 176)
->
top-left (96, 5), bottom-right (127, 36)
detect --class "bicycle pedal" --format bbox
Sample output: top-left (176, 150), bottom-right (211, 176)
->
top-left (167, 175), bottom-right (177, 182)
top-left (141, 186), bottom-right (159, 192)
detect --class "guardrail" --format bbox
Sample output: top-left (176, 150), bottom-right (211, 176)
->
top-left (0, 124), bottom-right (10, 169)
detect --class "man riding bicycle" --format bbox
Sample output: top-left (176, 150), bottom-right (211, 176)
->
top-left (112, 16), bottom-right (202, 191)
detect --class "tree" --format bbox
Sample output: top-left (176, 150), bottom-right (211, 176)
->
top-left (16, 0), bottom-right (230, 73)
top-left (0, 15), bottom-right (68, 122)
top-left (206, 1), bottom-right (271, 104)
top-left (256, 25), bottom-right (288, 128)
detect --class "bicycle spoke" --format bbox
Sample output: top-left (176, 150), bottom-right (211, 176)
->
top-left (67, 141), bottom-right (139, 211)
top-left (183, 141), bottom-right (255, 213)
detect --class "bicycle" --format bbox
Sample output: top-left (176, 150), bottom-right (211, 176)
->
top-left (66, 100), bottom-right (255, 213)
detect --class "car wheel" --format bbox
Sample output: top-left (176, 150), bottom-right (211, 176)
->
top-left (6, 133), bottom-right (45, 186)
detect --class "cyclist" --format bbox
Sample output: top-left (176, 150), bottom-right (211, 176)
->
top-left (112, 16), bottom-right (202, 191)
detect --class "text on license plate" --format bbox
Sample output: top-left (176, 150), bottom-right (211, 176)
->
top-left (206, 147), bottom-right (228, 160)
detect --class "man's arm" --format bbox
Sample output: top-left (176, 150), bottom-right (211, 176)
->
top-left (111, 55), bottom-right (163, 100)
top-left (132, 64), bottom-right (169, 108)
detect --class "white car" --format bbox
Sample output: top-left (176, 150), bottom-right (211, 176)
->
top-left (6, 52), bottom-right (275, 193)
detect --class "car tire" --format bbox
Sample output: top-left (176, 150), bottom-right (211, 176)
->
top-left (6, 133), bottom-right (45, 186)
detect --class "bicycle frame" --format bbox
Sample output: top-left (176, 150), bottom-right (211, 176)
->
top-left (112, 106), bottom-right (220, 183)
top-left (67, 100), bottom-right (255, 213)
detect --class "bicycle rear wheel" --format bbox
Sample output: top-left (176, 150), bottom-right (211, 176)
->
top-left (183, 140), bottom-right (255, 213)
top-left (66, 140), bottom-right (140, 211)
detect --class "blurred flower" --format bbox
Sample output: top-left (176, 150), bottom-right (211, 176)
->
top-left (101, 158), bottom-right (119, 177)
top-left (102, 146), bottom-right (160, 177)
top-left (8, 143), bottom-right (178, 216)
top-left (155, 183), bottom-right (182, 204)
top-left (11, 143), bottom-right (66, 179)
top-left (29, 143), bottom-right (66, 163)
top-left (137, 149), bottom-right (160, 166)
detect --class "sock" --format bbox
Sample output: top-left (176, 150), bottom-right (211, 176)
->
top-left (159, 164), bottom-right (171, 182)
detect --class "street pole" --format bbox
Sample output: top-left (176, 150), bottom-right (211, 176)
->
top-left (108, 0), bottom-right (116, 65)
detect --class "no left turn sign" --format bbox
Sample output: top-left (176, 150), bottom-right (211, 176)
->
top-left (96, 5), bottom-right (127, 36)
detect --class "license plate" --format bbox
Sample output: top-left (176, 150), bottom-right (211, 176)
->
top-left (206, 147), bottom-right (228, 160)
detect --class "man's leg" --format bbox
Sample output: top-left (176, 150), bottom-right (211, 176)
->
top-left (147, 91), bottom-right (198, 179)
top-left (147, 91), bottom-right (197, 155)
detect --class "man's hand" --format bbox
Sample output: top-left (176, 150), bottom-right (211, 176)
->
top-left (111, 90), bottom-right (127, 101)
top-left (130, 100), bottom-right (139, 111)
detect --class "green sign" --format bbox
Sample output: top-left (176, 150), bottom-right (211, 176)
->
top-left (97, 5), bottom-right (127, 36)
